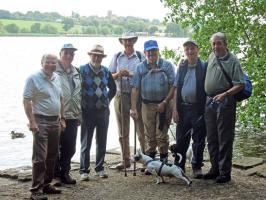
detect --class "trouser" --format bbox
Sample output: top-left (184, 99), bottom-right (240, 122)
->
top-left (80, 108), bottom-right (109, 174)
top-left (205, 96), bottom-right (236, 176)
top-left (175, 105), bottom-right (206, 170)
top-left (31, 116), bottom-right (60, 192)
top-left (141, 102), bottom-right (172, 156)
top-left (114, 93), bottom-right (145, 163)
top-left (54, 119), bottom-right (78, 177)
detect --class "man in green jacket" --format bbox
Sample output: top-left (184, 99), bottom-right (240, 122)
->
top-left (54, 44), bottom-right (81, 185)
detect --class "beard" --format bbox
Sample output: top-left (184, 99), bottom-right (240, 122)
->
top-left (90, 61), bottom-right (101, 68)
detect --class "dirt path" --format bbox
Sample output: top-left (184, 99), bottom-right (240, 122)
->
top-left (0, 159), bottom-right (266, 200)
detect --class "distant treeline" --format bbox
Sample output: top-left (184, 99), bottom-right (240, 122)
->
top-left (0, 9), bottom-right (191, 37)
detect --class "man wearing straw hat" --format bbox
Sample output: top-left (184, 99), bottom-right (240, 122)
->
top-left (79, 44), bottom-right (116, 181)
top-left (109, 31), bottom-right (145, 170)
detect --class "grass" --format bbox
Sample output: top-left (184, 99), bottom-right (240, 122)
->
top-left (0, 18), bottom-right (84, 33)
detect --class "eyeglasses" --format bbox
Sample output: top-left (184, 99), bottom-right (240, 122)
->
top-left (62, 51), bottom-right (75, 56)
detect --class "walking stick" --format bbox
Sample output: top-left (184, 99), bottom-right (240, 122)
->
top-left (133, 118), bottom-right (137, 176)
top-left (120, 76), bottom-right (127, 177)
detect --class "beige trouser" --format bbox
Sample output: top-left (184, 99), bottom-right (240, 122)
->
top-left (141, 101), bottom-right (172, 155)
top-left (114, 93), bottom-right (145, 163)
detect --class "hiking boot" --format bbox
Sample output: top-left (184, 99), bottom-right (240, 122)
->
top-left (192, 169), bottom-right (203, 179)
top-left (80, 173), bottom-right (89, 181)
top-left (96, 170), bottom-right (108, 178)
top-left (52, 177), bottom-right (62, 187)
top-left (30, 191), bottom-right (47, 200)
top-left (203, 170), bottom-right (219, 180)
top-left (216, 175), bottom-right (231, 183)
top-left (42, 185), bottom-right (61, 194)
top-left (61, 173), bottom-right (76, 184)
top-left (115, 163), bottom-right (131, 170)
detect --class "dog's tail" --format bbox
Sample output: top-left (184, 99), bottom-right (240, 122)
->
top-left (175, 153), bottom-right (183, 164)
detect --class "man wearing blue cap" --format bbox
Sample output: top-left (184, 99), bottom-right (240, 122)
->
top-left (171, 40), bottom-right (207, 178)
top-left (53, 44), bottom-right (81, 185)
top-left (131, 40), bottom-right (175, 164)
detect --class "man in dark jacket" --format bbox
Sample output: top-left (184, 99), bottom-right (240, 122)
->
top-left (172, 40), bottom-right (207, 178)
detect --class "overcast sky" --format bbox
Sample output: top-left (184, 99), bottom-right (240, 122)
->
top-left (1, 0), bottom-right (169, 20)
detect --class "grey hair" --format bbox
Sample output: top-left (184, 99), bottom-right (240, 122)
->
top-left (210, 32), bottom-right (227, 45)
top-left (41, 53), bottom-right (57, 64)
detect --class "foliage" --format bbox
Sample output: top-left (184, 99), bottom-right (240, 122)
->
top-left (161, 0), bottom-right (266, 131)
top-left (0, 9), bottom-right (189, 37)
top-left (5, 23), bottom-right (19, 33)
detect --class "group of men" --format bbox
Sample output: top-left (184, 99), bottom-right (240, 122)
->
top-left (23, 31), bottom-right (245, 200)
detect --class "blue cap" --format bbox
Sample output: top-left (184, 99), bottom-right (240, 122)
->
top-left (144, 40), bottom-right (159, 51)
top-left (61, 43), bottom-right (77, 51)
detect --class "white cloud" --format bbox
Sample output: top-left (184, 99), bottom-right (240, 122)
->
top-left (0, 0), bottom-right (169, 20)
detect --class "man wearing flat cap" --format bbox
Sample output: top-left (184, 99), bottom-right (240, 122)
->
top-left (109, 31), bottom-right (146, 170)
top-left (131, 40), bottom-right (175, 166)
top-left (53, 43), bottom-right (81, 186)
top-left (79, 44), bottom-right (116, 180)
top-left (171, 40), bottom-right (207, 178)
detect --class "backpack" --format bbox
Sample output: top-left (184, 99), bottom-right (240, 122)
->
top-left (216, 59), bottom-right (252, 102)
top-left (116, 51), bottom-right (142, 62)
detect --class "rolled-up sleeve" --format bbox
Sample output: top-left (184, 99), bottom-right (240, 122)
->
top-left (130, 65), bottom-right (141, 89)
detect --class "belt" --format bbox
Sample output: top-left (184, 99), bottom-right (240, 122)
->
top-left (34, 114), bottom-right (59, 121)
top-left (142, 99), bottom-right (163, 104)
top-left (181, 102), bottom-right (195, 106)
top-left (116, 91), bottom-right (130, 96)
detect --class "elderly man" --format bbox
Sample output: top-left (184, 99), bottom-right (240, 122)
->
top-left (171, 40), bottom-right (207, 178)
top-left (109, 31), bottom-right (145, 170)
top-left (23, 54), bottom-right (65, 200)
top-left (203, 32), bottom-right (245, 183)
top-left (131, 40), bottom-right (175, 165)
top-left (79, 44), bottom-right (116, 181)
top-left (53, 44), bottom-right (81, 185)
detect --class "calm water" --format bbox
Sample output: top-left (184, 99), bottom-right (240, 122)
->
top-left (0, 37), bottom-right (265, 170)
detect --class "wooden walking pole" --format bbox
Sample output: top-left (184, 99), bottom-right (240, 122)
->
top-left (133, 118), bottom-right (137, 176)
top-left (120, 76), bottom-right (127, 177)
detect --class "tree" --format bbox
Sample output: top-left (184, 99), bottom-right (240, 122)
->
top-left (5, 23), bottom-right (19, 33)
top-left (41, 24), bottom-right (58, 34)
top-left (161, 0), bottom-right (266, 131)
top-left (30, 23), bottom-right (41, 33)
top-left (63, 17), bottom-right (74, 31)
top-left (149, 25), bottom-right (159, 35)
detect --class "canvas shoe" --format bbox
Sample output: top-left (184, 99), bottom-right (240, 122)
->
top-left (80, 173), bottom-right (89, 181)
top-left (96, 170), bottom-right (108, 178)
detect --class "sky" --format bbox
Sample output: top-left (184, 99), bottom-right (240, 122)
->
top-left (0, 0), bottom-right (169, 20)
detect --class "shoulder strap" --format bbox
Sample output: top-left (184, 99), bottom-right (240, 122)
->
top-left (136, 51), bottom-right (142, 61)
top-left (216, 58), bottom-right (233, 87)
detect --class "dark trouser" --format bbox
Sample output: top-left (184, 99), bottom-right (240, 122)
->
top-left (205, 96), bottom-right (236, 176)
top-left (80, 108), bottom-right (109, 174)
top-left (31, 116), bottom-right (60, 192)
top-left (175, 105), bottom-right (206, 170)
top-left (54, 119), bottom-right (78, 177)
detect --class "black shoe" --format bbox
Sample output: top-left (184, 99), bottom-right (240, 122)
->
top-left (203, 171), bottom-right (219, 180)
top-left (30, 192), bottom-right (47, 200)
top-left (61, 173), bottom-right (76, 184)
top-left (216, 175), bottom-right (231, 183)
top-left (144, 169), bottom-right (152, 175)
top-left (43, 184), bottom-right (61, 194)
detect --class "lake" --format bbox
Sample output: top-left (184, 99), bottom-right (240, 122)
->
top-left (0, 36), bottom-right (265, 170)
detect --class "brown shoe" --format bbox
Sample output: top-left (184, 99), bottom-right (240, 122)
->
top-left (43, 184), bottom-right (61, 194)
top-left (115, 163), bottom-right (131, 170)
top-left (192, 169), bottom-right (203, 179)
top-left (61, 173), bottom-right (76, 184)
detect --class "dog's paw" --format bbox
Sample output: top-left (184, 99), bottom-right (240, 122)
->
top-left (188, 181), bottom-right (192, 187)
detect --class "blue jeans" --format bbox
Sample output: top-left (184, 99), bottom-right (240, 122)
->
top-left (80, 108), bottom-right (109, 174)
top-left (175, 105), bottom-right (206, 170)
top-left (54, 119), bottom-right (78, 177)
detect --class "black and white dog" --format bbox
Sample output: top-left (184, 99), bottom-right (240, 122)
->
top-left (132, 150), bottom-right (192, 186)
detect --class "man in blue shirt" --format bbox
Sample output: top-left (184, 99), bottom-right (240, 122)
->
top-left (131, 40), bottom-right (175, 164)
